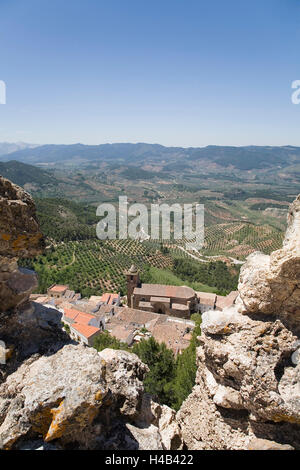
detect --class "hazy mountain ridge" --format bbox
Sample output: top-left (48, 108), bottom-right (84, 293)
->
top-left (1, 143), bottom-right (300, 171)
top-left (0, 142), bottom-right (37, 157)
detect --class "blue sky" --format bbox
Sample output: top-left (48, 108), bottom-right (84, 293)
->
top-left (0, 0), bottom-right (300, 146)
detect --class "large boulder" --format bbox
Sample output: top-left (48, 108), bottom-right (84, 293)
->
top-left (0, 343), bottom-right (183, 450)
top-left (0, 344), bottom-right (106, 449)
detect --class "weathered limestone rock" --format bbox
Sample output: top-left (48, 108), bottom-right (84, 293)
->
top-left (0, 177), bottom-right (45, 312)
top-left (0, 344), bottom-right (106, 449)
top-left (157, 405), bottom-right (183, 450)
top-left (178, 194), bottom-right (300, 450)
top-left (0, 176), bottom-right (45, 259)
top-left (247, 437), bottom-right (294, 451)
top-left (97, 349), bottom-right (183, 450)
top-left (98, 348), bottom-right (148, 419)
top-left (0, 267), bottom-right (39, 311)
top-left (125, 424), bottom-right (164, 450)
top-left (0, 343), bottom-right (182, 450)
top-left (236, 194), bottom-right (300, 334)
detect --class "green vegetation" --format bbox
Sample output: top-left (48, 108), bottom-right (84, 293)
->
top-left (167, 315), bottom-right (202, 410)
top-left (63, 323), bottom-right (70, 334)
top-left (249, 202), bottom-right (288, 211)
top-left (21, 235), bottom-right (239, 298)
top-left (142, 265), bottom-right (218, 293)
top-left (93, 331), bottom-right (129, 352)
top-left (93, 318), bottom-right (201, 410)
top-left (142, 266), bottom-right (187, 286)
top-left (173, 258), bottom-right (239, 295)
top-left (0, 160), bottom-right (56, 187)
top-left (131, 328), bottom-right (201, 410)
top-left (121, 167), bottom-right (158, 180)
top-left (132, 338), bottom-right (176, 406)
top-left (35, 198), bottom-right (98, 242)
top-left (21, 239), bottom-right (174, 297)
top-left (202, 221), bottom-right (284, 257)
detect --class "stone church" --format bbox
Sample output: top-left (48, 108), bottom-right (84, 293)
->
top-left (126, 265), bottom-right (198, 318)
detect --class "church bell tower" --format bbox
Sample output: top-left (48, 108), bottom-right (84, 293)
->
top-left (126, 265), bottom-right (140, 308)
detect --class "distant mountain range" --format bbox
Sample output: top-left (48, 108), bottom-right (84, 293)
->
top-left (0, 142), bottom-right (37, 157)
top-left (0, 143), bottom-right (300, 171)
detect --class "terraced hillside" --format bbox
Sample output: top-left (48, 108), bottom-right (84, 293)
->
top-left (166, 221), bottom-right (284, 260)
top-left (17, 194), bottom-right (287, 298)
top-left (22, 239), bottom-right (174, 297)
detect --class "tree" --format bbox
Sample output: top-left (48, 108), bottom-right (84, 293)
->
top-left (132, 337), bottom-right (176, 406)
top-left (167, 317), bottom-right (202, 410)
top-left (63, 323), bottom-right (71, 334)
top-left (93, 331), bottom-right (128, 352)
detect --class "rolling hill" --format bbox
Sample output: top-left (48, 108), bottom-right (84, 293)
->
top-left (1, 143), bottom-right (300, 171)
top-left (0, 160), bottom-right (56, 187)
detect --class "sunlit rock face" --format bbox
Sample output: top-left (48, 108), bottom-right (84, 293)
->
top-left (0, 177), bottom-right (45, 311)
top-left (178, 194), bottom-right (300, 450)
top-left (0, 346), bottom-right (182, 450)
top-left (236, 194), bottom-right (300, 335)
top-left (0, 176), bottom-right (45, 259)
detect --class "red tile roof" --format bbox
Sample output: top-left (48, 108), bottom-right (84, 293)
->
top-left (115, 307), bottom-right (160, 325)
top-left (49, 284), bottom-right (68, 293)
top-left (100, 292), bottom-right (119, 305)
top-left (64, 308), bottom-right (80, 320)
top-left (72, 323), bottom-right (100, 339)
top-left (100, 293), bottom-right (111, 303)
top-left (74, 312), bottom-right (95, 325)
top-left (64, 308), bottom-right (95, 325)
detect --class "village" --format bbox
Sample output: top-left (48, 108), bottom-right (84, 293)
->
top-left (30, 265), bottom-right (238, 355)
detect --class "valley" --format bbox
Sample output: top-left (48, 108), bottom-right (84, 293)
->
top-left (1, 143), bottom-right (298, 298)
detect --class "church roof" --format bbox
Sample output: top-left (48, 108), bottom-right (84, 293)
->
top-left (133, 284), bottom-right (195, 300)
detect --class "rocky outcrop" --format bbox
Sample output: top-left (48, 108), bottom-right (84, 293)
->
top-left (0, 345), bottom-right (182, 450)
top-left (0, 177), bottom-right (182, 450)
top-left (178, 194), bottom-right (300, 450)
top-left (236, 194), bottom-right (300, 334)
top-left (0, 176), bottom-right (45, 311)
